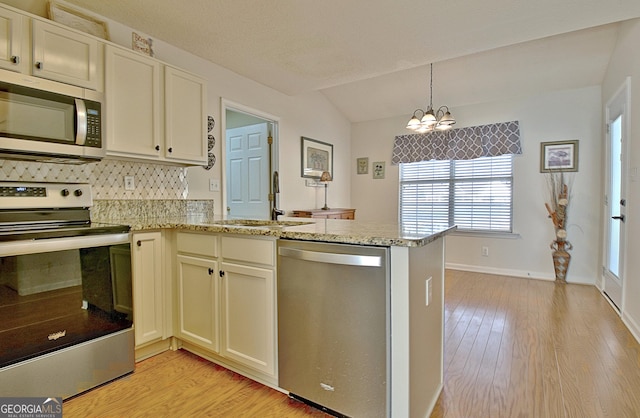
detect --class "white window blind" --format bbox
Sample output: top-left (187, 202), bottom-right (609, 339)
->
top-left (400, 155), bottom-right (513, 234)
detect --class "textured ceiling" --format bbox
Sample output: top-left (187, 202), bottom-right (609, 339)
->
top-left (61, 0), bottom-right (640, 122)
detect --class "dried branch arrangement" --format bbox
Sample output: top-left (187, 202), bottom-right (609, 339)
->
top-left (544, 172), bottom-right (572, 240)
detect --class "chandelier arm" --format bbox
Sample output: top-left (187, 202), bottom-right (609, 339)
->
top-left (406, 62), bottom-right (456, 132)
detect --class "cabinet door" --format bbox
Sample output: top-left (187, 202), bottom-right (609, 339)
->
top-left (32, 20), bottom-right (98, 90)
top-left (220, 262), bottom-right (275, 377)
top-left (131, 231), bottom-right (164, 346)
top-left (0, 7), bottom-right (25, 72)
top-left (164, 66), bottom-right (207, 164)
top-left (105, 45), bottom-right (162, 159)
top-left (176, 254), bottom-right (219, 352)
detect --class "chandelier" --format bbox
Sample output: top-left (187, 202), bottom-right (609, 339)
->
top-left (406, 63), bottom-right (455, 133)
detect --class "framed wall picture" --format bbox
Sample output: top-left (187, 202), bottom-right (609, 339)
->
top-left (540, 140), bottom-right (579, 172)
top-left (357, 157), bottom-right (369, 174)
top-left (132, 32), bottom-right (155, 57)
top-left (373, 161), bottom-right (385, 179)
top-left (301, 137), bottom-right (333, 179)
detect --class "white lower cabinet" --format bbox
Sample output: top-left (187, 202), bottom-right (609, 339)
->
top-left (220, 261), bottom-right (275, 376)
top-left (176, 254), bottom-right (219, 352)
top-left (175, 232), bottom-right (277, 381)
top-left (131, 231), bottom-right (165, 347)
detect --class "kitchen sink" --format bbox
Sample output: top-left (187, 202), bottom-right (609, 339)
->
top-left (213, 219), bottom-right (313, 229)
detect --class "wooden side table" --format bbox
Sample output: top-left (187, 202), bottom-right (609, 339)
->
top-left (291, 208), bottom-right (356, 220)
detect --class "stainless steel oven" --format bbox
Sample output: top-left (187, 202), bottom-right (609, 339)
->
top-left (0, 182), bottom-right (134, 399)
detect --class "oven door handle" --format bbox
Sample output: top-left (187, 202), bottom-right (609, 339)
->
top-left (0, 233), bottom-right (130, 257)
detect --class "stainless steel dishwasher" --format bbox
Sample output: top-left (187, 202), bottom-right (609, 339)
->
top-left (277, 239), bottom-right (390, 418)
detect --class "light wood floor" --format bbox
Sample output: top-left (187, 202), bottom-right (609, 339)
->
top-left (64, 270), bottom-right (640, 417)
top-left (432, 270), bottom-right (640, 418)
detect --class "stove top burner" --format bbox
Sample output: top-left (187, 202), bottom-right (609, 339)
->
top-left (0, 182), bottom-right (130, 241)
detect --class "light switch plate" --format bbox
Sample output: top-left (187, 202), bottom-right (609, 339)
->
top-left (209, 178), bottom-right (220, 192)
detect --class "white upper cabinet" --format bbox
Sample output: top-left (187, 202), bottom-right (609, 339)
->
top-left (164, 65), bottom-right (207, 165)
top-left (0, 5), bottom-right (101, 90)
top-left (105, 45), bottom-right (162, 159)
top-left (105, 45), bottom-right (207, 166)
top-left (0, 7), bottom-right (25, 73)
top-left (32, 20), bottom-right (99, 90)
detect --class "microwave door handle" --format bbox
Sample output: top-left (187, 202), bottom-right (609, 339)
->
top-left (75, 98), bottom-right (87, 145)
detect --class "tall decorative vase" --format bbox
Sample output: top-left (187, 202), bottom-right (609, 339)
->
top-left (550, 239), bottom-right (572, 282)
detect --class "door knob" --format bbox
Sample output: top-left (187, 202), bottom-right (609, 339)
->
top-left (35, 61), bottom-right (42, 69)
top-left (10, 55), bottom-right (19, 64)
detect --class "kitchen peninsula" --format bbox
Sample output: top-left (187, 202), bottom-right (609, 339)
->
top-left (94, 206), bottom-right (453, 417)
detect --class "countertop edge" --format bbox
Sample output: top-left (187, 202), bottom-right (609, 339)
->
top-left (97, 218), bottom-right (457, 247)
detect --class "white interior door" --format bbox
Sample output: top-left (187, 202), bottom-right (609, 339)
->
top-left (226, 123), bottom-right (270, 219)
top-left (603, 79), bottom-right (629, 311)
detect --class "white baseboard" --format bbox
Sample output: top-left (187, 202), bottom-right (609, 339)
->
top-left (445, 262), bottom-right (594, 285)
top-left (622, 312), bottom-right (640, 345)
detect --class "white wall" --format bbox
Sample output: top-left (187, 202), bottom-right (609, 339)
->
top-left (3, 0), bottom-right (352, 216)
top-left (351, 86), bottom-right (603, 284)
top-left (603, 18), bottom-right (640, 339)
top-left (110, 17), bottom-right (353, 215)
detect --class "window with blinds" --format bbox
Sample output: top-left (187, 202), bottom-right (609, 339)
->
top-left (400, 154), bottom-right (513, 234)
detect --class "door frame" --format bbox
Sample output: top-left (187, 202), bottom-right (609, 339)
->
top-left (602, 77), bottom-right (631, 312)
top-left (221, 98), bottom-right (280, 219)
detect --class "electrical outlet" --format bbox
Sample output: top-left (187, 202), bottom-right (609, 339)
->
top-left (425, 277), bottom-right (433, 306)
top-left (124, 176), bottom-right (135, 190)
top-left (209, 178), bottom-right (220, 192)
top-left (481, 246), bottom-right (489, 257)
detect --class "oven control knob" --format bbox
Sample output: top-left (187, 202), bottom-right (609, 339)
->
top-left (74, 189), bottom-right (83, 197)
top-left (61, 189), bottom-right (70, 197)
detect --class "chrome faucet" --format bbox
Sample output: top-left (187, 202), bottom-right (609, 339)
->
top-left (272, 207), bottom-right (285, 220)
top-left (271, 171), bottom-right (284, 220)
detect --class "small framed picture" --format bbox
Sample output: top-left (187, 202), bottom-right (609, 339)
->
top-left (357, 157), bottom-right (368, 175)
top-left (132, 32), bottom-right (154, 57)
top-left (373, 161), bottom-right (385, 179)
top-left (540, 140), bottom-right (579, 172)
top-left (301, 136), bottom-right (333, 179)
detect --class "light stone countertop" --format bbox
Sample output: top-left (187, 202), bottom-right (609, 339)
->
top-left (96, 213), bottom-right (456, 248)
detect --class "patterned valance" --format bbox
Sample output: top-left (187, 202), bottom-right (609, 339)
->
top-left (391, 120), bottom-right (521, 164)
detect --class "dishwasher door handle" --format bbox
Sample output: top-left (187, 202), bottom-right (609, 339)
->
top-left (279, 247), bottom-right (382, 267)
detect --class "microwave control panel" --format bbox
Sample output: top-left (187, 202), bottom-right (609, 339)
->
top-left (85, 101), bottom-right (101, 148)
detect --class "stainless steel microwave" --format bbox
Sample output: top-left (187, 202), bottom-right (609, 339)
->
top-left (0, 70), bottom-right (104, 164)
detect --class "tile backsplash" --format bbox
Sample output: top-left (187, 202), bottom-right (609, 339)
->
top-left (0, 158), bottom-right (188, 199)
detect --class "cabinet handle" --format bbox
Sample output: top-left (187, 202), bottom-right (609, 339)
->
top-left (155, 145), bottom-right (160, 151)
top-left (136, 240), bottom-right (142, 247)
top-left (35, 61), bottom-right (42, 69)
top-left (168, 147), bottom-right (173, 153)
top-left (10, 55), bottom-right (19, 64)
top-left (219, 270), bottom-right (225, 277)
top-left (208, 268), bottom-right (214, 275)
